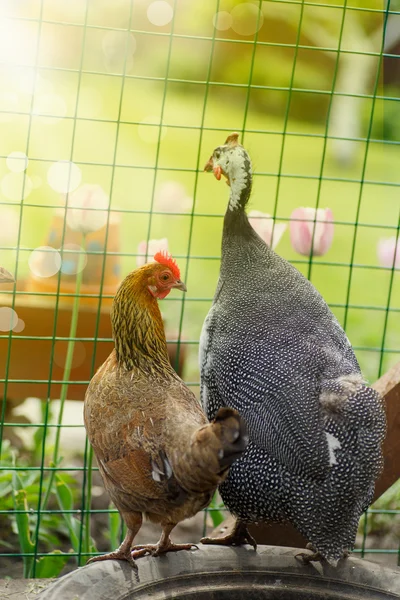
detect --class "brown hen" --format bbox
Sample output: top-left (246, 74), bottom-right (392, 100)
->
top-left (84, 251), bottom-right (247, 566)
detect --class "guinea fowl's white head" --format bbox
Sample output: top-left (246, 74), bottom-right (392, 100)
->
top-left (204, 133), bottom-right (252, 211)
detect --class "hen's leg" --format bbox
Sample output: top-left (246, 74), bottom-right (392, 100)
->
top-left (131, 522), bottom-right (198, 559)
top-left (201, 518), bottom-right (257, 550)
top-left (87, 511), bottom-right (142, 568)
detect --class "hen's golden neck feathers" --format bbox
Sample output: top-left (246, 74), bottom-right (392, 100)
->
top-left (111, 267), bottom-right (171, 374)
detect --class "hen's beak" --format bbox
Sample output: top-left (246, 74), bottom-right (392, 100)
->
top-left (0, 267), bottom-right (15, 284)
top-left (171, 279), bottom-right (187, 292)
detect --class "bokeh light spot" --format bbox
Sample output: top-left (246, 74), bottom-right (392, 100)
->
top-left (54, 340), bottom-right (86, 370)
top-left (231, 3), bottom-right (264, 36)
top-left (29, 246), bottom-right (62, 278)
top-left (6, 151), bottom-right (29, 173)
top-left (1, 172), bottom-right (33, 201)
top-left (13, 318), bottom-right (25, 333)
top-left (212, 11), bottom-right (233, 31)
top-left (0, 307), bottom-right (18, 332)
top-left (60, 244), bottom-right (88, 275)
top-left (47, 161), bottom-right (82, 194)
top-left (147, 1), bottom-right (173, 26)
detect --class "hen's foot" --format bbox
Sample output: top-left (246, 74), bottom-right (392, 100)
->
top-left (131, 541), bottom-right (198, 559)
top-left (87, 548), bottom-right (137, 569)
top-left (201, 521), bottom-right (257, 550)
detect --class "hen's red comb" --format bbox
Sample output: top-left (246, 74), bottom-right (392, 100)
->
top-left (154, 251), bottom-right (181, 279)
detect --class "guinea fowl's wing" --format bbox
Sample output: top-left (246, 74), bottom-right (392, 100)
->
top-left (209, 332), bottom-right (335, 481)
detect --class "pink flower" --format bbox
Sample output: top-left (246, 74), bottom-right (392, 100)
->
top-left (290, 207), bottom-right (334, 256)
top-left (66, 184), bottom-right (109, 234)
top-left (136, 238), bottom-right (169, 267)
top-left (154, 181), bottom-right (192, 213)
top-left (248, 211), bottom-right (287, 249)
top-left (377, 237), bottom-right (400, 269)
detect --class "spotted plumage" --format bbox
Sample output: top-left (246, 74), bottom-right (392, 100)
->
top-left (200, 133), bottom-right (386, 563)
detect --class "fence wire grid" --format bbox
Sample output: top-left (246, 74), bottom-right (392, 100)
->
top-left (0, 0), bottom-right (399, 579)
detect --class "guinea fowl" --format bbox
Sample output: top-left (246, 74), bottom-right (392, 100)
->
top-left (84, 252), bottom-right (247, 566)
top-left (199, 133), bottom-right (386, 564)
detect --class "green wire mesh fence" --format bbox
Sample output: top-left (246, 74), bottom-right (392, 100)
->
top-left (0, 0), bottom-right (399, 579)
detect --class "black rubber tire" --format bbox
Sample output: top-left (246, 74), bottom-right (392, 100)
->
top-left (37, 545), bottom-right (400, 599)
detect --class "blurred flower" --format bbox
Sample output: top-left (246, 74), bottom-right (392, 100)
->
top-left (248, 211), bottom-right (286, 249)
top-left (377, 237), bottom-right (400, 269)
top-left (290, 207), bottom-right (334, 256)
top-left (154, 181), bottom-right (192, 213)
top-left (66, 184), bottom-right (109, 234)
top-left (136, 238), bottom-right (169, 267)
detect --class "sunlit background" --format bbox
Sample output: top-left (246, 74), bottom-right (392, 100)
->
top-left (0, 0), bottom-right (399, 577)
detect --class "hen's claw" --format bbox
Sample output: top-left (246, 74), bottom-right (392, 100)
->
top-left (201, 521), bottom-right (257, 550)
top-left (87, 549), bottom-right (138, 569)
top-left (131, 542), bottom-right (198, 559)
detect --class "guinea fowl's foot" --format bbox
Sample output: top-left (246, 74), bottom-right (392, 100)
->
top-left (201, 520), bottom-right (257, 550)
top-left (87, 548), bottom-right (138, 569)
top-left (295, 543), bottom-right (325, 565)
top-left (131, 541), bottom-right (198, 559)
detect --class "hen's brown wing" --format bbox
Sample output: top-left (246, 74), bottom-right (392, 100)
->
top-left (84, 368), bottom-right (189, 512)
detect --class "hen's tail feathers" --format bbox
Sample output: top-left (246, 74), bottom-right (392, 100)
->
top-left (187, 408), bottom-right (248, 493)
top-left (212, 407), bottom-right (249, 470)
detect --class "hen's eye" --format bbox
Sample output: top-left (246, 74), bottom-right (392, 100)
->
top-left (215, 149), bottom-right (221, 159)
top-left (161, 274), bottom-right (170, 281)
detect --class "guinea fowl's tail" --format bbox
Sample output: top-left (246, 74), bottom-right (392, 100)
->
top-left (182, 408), bottom-right (248, 494)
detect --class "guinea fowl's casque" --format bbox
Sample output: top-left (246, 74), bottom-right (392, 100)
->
top-left (199, 133), bottom-right (386, 564)
top-left (84, 252), bottom-right (247, 567)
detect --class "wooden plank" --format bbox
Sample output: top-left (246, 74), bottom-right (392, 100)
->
top-left (372, 361), bottom-right (400, 501)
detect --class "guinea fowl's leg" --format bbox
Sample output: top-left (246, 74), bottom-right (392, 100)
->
top-left (295, 543), bottom-right (325, 564)
top-left (200, 518), bottom-right (257, 550)
top-left (87, 512), bottom-right (142, 567)
top-left (296, 543), bottom-right (349, 565)
top-left (131, 522), bottom-right (198, 559)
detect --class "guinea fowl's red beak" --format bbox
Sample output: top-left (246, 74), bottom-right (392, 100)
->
top-left (204, 157), bottom-right (222, 181)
